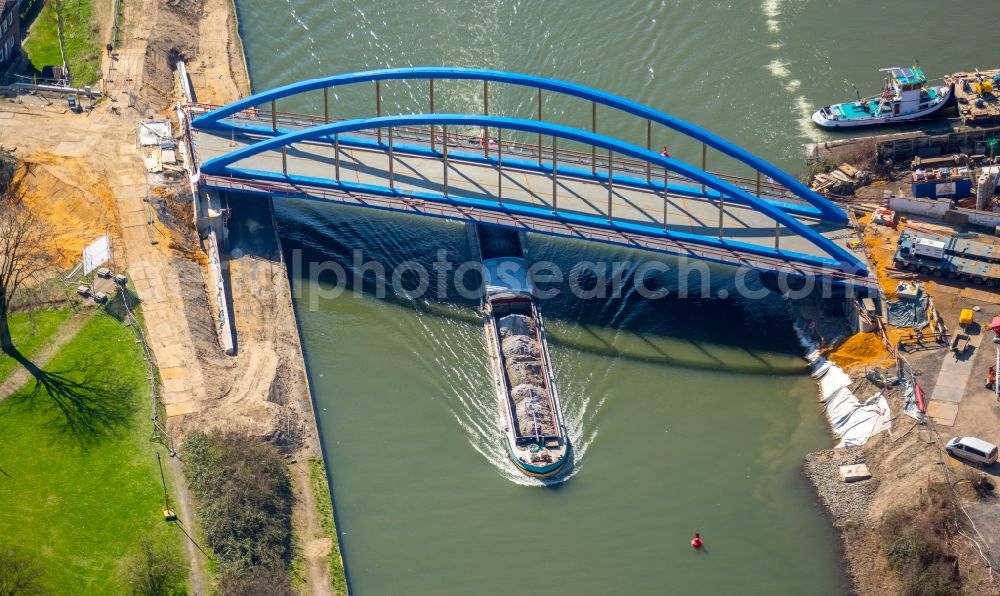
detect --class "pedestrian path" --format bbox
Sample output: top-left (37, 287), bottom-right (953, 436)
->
top-left (927, 328), bottom-right (986, 426)
top-left (0, 311), bottom-right (96, 401)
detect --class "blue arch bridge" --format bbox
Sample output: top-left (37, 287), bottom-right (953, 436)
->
top-left (183, 67), bottom-right (874, 288)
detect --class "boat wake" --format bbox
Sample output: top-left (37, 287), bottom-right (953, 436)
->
top-left (410, 302), bottom-right (601, 486)
top-left (759, 0), bottom-right (825, 152)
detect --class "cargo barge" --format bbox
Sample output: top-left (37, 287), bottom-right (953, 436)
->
top-left (948, 68), bottom-right (1000, 126)
top-left (473, 225), bottom-right (570, 478)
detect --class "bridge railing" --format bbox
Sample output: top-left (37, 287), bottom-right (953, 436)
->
top-left (201, 173), bottom-right (871, 287)
top-left (196, 113), bottom-right (867, 274)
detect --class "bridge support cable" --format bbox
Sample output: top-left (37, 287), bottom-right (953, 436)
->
top-left (388, 127), bottom-right (395, 189)
top-left (429, 79), bottom-right (436, 152)
top-left (718, 194), bottom-right (725, 240)
top-left (551, 136), bottom-right (558, 213)
top-left (483, 81), bottom-right (489, 159)
top-left (375, 80), bottom-right (382, 143)
top-left (607, 150), bottom-right (614, 222)
top-left (497, 131), bottom-right (503, 204)
top-left (536, 88), bottom-right (543, 166)
top-left (591, 101), bottom-right (597, 175)
top-left (442, 125), bottom-right (449, 197)
top-left (701, 143), bottom-right (707, 194)
top-left (334, 134), bottom-right (341, 182)
top-left (645, 119), bottom-right (652, 184)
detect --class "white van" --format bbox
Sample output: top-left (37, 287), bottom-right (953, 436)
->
top-left (946, 436), bottom-right (998, 466)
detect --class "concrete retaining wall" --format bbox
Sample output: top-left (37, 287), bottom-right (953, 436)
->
top-left (889, 196), bottom-right (951, 218)
top-left (889, 196), bottom-right (1000, 232)
top-left (206, 230), bottom-right (235, 355)
top-left (957, 206), bottom-right (1000, 229)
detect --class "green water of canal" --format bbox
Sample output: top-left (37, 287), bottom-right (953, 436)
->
top-left (234, 0), bottom-right (1000, 593)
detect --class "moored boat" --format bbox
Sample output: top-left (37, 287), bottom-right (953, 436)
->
top-left (812, 66), bottom-right (952, 128)
top-left (475, 226), bottom-right (570, 478)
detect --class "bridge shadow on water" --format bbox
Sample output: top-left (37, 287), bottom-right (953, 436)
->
top-left (224, 192), bottom-right (813, 377)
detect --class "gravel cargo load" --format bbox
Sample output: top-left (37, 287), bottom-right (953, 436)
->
top-left (511, 384), bottom-right (556, 437)
top-left (502, 335), bottom-right (540, 361)
top-left (497, 314), bottom-right (535, 339)
top-left (506, 359), bottom-right (544, 387)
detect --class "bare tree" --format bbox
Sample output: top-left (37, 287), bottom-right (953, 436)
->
top-left (0, 170), bottom-right (54, 353)
top-left (119, 536), bottom-right (185, 596)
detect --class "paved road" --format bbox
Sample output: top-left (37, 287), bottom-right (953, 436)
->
top-left (927, 326), bottom-right (987, 426)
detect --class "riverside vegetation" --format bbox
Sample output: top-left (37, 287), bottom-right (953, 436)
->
top-left (879, 484), bottom-right (962, 596)
top-left (183, 430), bottom-right (296, 595)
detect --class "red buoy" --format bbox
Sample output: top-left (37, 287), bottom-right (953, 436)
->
top-left (691, 532), bottom-right (703, 549)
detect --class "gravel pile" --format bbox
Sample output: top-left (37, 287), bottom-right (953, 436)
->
top-left (804, 449), bottom-right (878, 528)
top-left (497, 314), bottom-right (555, 437)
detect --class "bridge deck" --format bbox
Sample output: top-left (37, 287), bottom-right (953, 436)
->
top-left (190, 128), bottom-right (873, 285)
top-left (186, 104), bottom-right (820, 205)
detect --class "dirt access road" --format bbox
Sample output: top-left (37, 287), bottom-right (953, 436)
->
top-left (2, 0), bottom-right (333, 593)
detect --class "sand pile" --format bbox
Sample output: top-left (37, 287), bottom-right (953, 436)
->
top-left (862, 218), bottom-right (903, 299)
top-left (827, 332), bottom-right (892, 368)
top-left (15, 157), bottom-right (120, 268)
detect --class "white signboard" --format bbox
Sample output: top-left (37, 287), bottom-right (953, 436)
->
top-left (935, 182), bottom-right (956, 196)
top-left (83, 235), bottom-right (110, 275)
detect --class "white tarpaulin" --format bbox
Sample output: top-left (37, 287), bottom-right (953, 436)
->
top-left (810, 355), bottom-right (892, 447)
top-left (137, 120), bottom-right (171, 147)
top-left (82, 235), bottom-right (110, 275)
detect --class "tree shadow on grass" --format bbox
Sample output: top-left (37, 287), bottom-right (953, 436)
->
top-left (2, 346), bottom-right (135, 447)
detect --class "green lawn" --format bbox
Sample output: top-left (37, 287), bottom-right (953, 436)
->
top-left (20, 0), bottom-right (61, 73)
top-left (0, 311), bottom-right (186, 593)
top-left (21, 0), bottom-right (102, 86)
top-left (0, 309), bottom-right (72, 385)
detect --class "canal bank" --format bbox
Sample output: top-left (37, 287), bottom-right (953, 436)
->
top-left (796, 208), bottom-right (999, 595)
top-left (188, 2), bottom-right (348, 591)
top-left (0, 0), bottom-right (346, 590)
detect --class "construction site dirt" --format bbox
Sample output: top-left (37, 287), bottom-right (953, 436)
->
top-left (1, 0), bottom-right (334, 593)
top-left (804, 210), bottom-right (1000, 596)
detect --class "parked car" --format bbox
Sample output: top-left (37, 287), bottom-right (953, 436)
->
top-left (946, 436), bottom-right (998, 466)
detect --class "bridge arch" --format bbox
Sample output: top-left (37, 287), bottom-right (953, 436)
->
top-left (199, 113), bottom-right (865, 274)
top-left (191, 67), bottom-right (846, 223)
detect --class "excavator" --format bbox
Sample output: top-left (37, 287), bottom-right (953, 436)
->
top-left (988, 365), bottom-right (996, 391)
